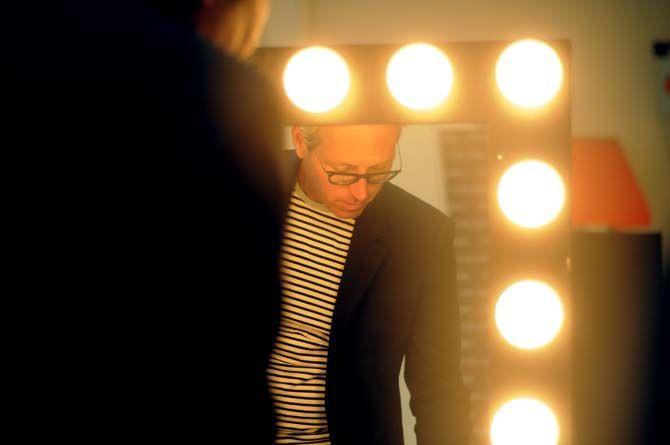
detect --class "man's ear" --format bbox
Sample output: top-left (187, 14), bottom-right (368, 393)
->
top-left (291, 126), bottom-right (308, 159)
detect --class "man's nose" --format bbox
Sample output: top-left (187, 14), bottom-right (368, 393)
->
top-left (350, 178), bottom-right (369, 202)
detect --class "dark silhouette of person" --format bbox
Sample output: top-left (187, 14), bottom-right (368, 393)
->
top-left (6, 1), bottom-right (286, 441)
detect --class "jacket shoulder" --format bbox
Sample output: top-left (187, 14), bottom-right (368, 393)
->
top-left (379, 184), bottom-right (454, 236)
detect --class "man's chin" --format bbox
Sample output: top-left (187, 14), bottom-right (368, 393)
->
top-left (331, 205), bottom-right (365, 219)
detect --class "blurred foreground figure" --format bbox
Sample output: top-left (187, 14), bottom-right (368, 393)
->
top-left (7, 0), bottom-right (286, 441)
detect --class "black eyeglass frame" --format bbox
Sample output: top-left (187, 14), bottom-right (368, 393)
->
top-left (312, 143), bottom-right (403, 185)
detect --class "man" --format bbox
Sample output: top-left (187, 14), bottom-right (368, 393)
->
top-left (7, 1), bottom-right (285, 441)
top-left (267, 124), bottom-right (471, 444)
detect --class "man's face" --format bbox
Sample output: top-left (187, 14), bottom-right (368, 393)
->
top-left (294, 125), bottom-right (400, 219)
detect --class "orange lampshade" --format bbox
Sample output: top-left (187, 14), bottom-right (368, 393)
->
top-left (572, 139), bottom-right (651, 228)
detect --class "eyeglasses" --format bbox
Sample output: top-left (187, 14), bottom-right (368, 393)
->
top-left (313, 144), bottom-right (403, 185)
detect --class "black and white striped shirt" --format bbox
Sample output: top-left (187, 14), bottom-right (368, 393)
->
top-left (267, 184), bottom-right (356, 445)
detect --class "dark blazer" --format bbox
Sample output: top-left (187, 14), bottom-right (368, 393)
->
top-left (283, 152), bottom-right (471, 445)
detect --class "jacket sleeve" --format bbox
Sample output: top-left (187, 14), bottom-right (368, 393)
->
top-left (404, 217), bottom-right (471, 445)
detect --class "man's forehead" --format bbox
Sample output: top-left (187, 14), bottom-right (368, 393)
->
top-left (320, 124), bottom-right (400, 142)
top-left (318, 124), bottom-right (400, 156)
top-left (318, 131), bottom-right (398, 170)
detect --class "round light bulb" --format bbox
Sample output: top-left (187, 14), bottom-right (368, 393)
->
top-left (497, 159), bottom-right (565, 229)
top-left (491, 398), bottom-right (560, 445)
top-left (283, 46), bottom-right (351, 113)
top-left (496, 39), bottom-right (563, 108)
top-left (386, 43), bottom-right (454, 110)
top-left (495, 280), bottom-right (564, 349)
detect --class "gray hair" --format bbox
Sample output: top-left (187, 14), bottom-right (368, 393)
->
top-left (298, 126), bottom-right (321, 150)
top-left (298, 125), bottom-right (405, 150)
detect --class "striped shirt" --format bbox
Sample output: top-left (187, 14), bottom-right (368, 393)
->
top-left (267, 183), bottom-right (356, 445)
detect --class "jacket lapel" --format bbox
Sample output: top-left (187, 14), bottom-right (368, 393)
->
top-left (283, 149), bottom-right (388, 331)
top-left (332, 192), bottom-right (387, 331)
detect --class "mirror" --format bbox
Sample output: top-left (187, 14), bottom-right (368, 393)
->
top-left (281, 123), bottom-right (490, 445)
